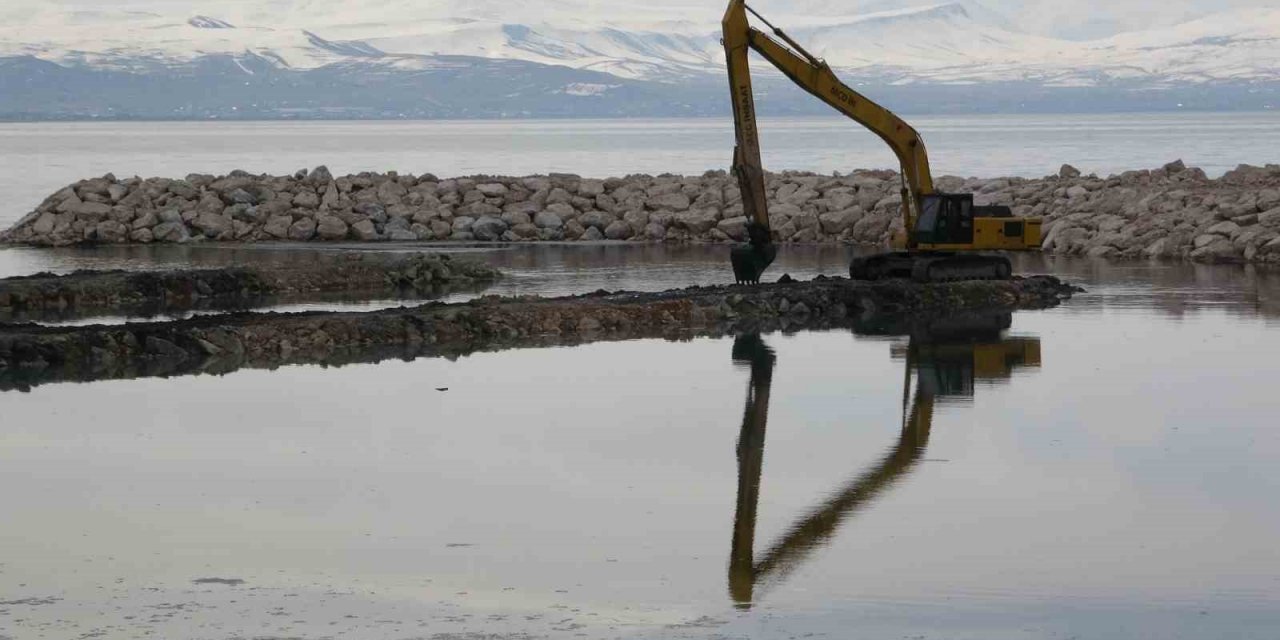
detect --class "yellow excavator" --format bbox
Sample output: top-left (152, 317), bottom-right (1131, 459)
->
top-left (723, 1), bottom-right (1042, 284)
top-left (728, 316), bottom-right (1041, 607)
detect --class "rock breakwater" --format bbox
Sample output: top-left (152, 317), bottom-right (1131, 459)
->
top-left (0, 254), bottom-right (497, 322)
top-left (0, 275), bottom-right (1077, 391)
top-left (5, 162), bottom-right (1278, 264)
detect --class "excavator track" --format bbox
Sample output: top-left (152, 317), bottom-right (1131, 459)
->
top-left (849, 252), bottom-right (1012, 283)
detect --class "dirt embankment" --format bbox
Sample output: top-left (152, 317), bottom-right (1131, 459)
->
top-left (0, 275), bottom-right (1078, 391)
top-left (3, 163), bottom-right (1280, 264)
top-left (0, 253), bottom-right (498, 322)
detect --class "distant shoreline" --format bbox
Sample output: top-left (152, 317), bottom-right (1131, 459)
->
top-left (2, 108), bottom-right (1278, 125)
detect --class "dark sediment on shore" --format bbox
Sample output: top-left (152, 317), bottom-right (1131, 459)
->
top-left (0, 275), bottom-right (1078, 391)
top-left (0, 253), bottom-right (498, 322)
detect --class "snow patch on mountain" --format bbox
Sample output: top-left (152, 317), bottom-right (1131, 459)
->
top-left (559, 82), bottom-right (622, 96)
top-left (0, 0), bottom-right (1276, 86)
top-left (188, 16), bottom-right (234, 29)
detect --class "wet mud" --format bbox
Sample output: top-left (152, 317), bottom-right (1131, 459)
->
top-left (0, 253), bottom-right (498, 322)
top-left (0, 275), bottom-right (1077, 391)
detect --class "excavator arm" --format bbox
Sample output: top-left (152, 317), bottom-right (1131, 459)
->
top-left (724, 0), bottom-right (936, 283)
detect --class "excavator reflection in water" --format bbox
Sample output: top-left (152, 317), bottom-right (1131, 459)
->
top-left (727, 315), bottom-right (1041, 609)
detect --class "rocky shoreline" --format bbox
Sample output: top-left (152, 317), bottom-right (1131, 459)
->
top-left (4, 163), bottom-right (1278, 264)
top-left (0, 275), bottom-right (1077, 391)
top-left (0, 254), bottom-right (498, 322)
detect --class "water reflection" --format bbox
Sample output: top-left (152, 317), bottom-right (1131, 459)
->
top-left (728, 315), bottom-right (1042, 608)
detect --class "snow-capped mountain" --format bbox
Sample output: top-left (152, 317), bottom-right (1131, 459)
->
top-left (4, 0), bottom-right (1278, 82)
top-left (0, 0), bottom-right (1277, 119)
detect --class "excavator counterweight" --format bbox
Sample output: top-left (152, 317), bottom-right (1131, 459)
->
top-left (722, 1), bottom-right (1041, 283)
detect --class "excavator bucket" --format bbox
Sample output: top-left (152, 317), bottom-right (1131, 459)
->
top-left (731, 223), bottom-right (777, 284)
top-left (731, 241), bottom-right (777, 284)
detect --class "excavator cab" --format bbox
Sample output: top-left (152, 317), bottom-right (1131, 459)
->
top-left (917, 194), bottom-right (976, 245)
top-left (916, 194), bottom-right (1042, 251)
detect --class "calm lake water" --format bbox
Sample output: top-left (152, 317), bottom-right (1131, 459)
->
top-left (4, 112), bottom-right (1280, 229)
top-left (2, 115), bottom-right (1280, 638)
top-left (1, 244), bottom-right (1279, 639)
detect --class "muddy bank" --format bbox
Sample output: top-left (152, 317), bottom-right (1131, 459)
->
top-left (0, 275), bottom-right (1077, 391)
top-left (3, 163), bottom-right (1280, 264)
top-left (0, 253), bottom-right (498, 322)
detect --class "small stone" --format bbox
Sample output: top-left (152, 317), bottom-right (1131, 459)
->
top-left (452, 216), bottom-right (476, 233)
top-left (476, 183), bottom-right (509, 197)
top-left (819, 208), bottom-right (863, 235)
top-left (316, 215), bottom-right (349, 240)
top-left (647, 193), bottom-right (691, 211)
top-left (32, 213), bottom-right (57, 235)
top-left (577, 179), bottom-right (605, 197)
top-left (676, 211), bottom-right (718, 234)
top-left (321, 183), bottom-right (340, 208)
top-left (604, 220), bottom-right (633, 240)
top-left (131, 211), bottom-right (157, 231)
top-left (377, 180), bottom-right (408, 205)
top-left (501, 210), bottom-right (532, 227)
top-left (472, 216), bottom-right (509, 241)
top-left (534, 210), bottom-right (564, 229)
top-left (72, 201), bottom-right (113, 220)
top-left (193, 211), bottom-right (232, 238)
top-left (411, 223), bottom-right (434, 240)
top-left (545, 202), bottom-right (577, 219)
top-left (307, 166), bottom-right (334, 184)
top-left (716, 216), bottom-right (748, 241)
top-left (1193, 233), bottom-right (1220, 249)
top-left (94, 220), bottom-right (128, 243)
top-left (386, 216), bottom-right (411, 232)
top-left (168, 180), bottom-right (198, 199)
top-left (1207, 220), bottom-right (1241, 238)
top-left (1059, 164), bottom-right (1082, 179)
top-left (197, 193), bottom-right (224, 214)
top-left (288, 218), bottom-right (317, 241)
top-left (263, 215), bottom-right (293, 239)
top-left (153, 221), bottom-right (191, 243)
top-left (354, 202), bottom-right (388, 222)
top-left (227, 188), bottom-right (256, 205)
top-left (1257, 207), bottom-right (1280, 228)
top-left (510, 223), bottom-right (540, 239)
top-left (352, 219), bottom-right (379, 241)
top-left (429, 220), bottom-right (453, 238)
top-left (579, 211), bottom-right (616, 231)
top-left (545, 188), bottom-right (574, 205)
top-left (293, 191), bottom-right (320, 209)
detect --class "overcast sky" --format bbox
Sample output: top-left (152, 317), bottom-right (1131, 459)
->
top-left (10, 0), bottom-right (1278, 40)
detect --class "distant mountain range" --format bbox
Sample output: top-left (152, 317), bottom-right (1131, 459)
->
top-left (1, 0), bottom-right (1277, 119)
